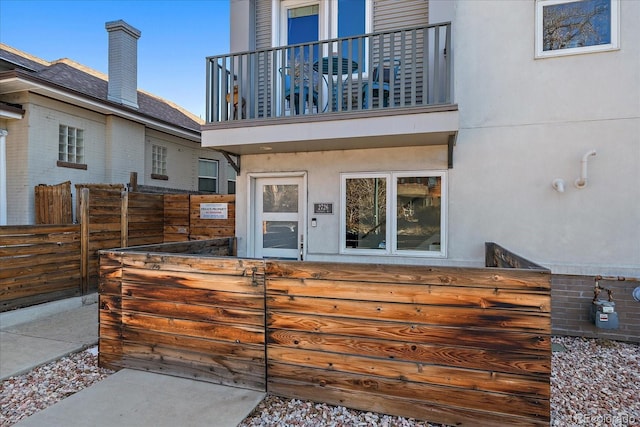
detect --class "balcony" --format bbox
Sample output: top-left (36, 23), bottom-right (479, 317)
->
top-left (202, 23), bottom-right (458, 155)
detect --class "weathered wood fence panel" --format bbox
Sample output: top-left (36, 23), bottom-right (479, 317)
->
top-left (164, 194), bottom-right (190, 242)
top-left (98, 242), bottom-right (551, 426)
top-left (126, 193), bottom-right (164, 247)
top-left (2, 188), bottom-right (237, 310)
top-left (189, 195), bottom-right (236, 240)
top-left (78, 186), bottom-right (124, 289)
top-left (265, 261), bottom-right (551, 426)
top-left (0, 225), bottom-right (81, 310)
top-left (34, 181), bottom-right (73, 224)
top-left (486, 241), bottom-right (547, 270)
top-left (99, 239), bottom-right (265, 390)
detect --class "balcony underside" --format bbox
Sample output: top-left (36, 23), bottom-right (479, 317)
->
top-left (201, 104), bottom-right (458, 156)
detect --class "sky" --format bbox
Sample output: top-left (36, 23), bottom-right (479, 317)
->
top-left (0, 0), bottom-right (231, 119)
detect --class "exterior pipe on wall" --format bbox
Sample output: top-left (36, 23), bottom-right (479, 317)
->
top-left (552, 178), bottom-right (565, 193)
top-left (575, 150), bottom-right (596, 189)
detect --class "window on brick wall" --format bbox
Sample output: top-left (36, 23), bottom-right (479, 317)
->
top-left (227, 162), bottom-right (237, 194)
top-left (152, 145), bottom-right (168, 179)
top-left (57, 124), bottom-right (86, 169)
top-left (198, 158), bottom-right (218, 193)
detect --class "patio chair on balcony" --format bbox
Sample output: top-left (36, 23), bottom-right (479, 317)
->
top-left (280, 67), bottom-right (318, 115)
top-left (362, 58), bottom-right (401, 108)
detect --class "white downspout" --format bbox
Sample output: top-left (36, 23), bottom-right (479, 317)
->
top-left (0, 129), bottom-right (7, 225)
top-left (575, 150), bottom-right (597, 189)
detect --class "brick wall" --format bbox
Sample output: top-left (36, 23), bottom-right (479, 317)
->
top-left (552, 275), bottom-right (639, 343)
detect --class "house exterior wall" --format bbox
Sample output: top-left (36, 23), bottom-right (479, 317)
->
top-left (143, 129), bottom-right (222, 192)
top-left (2, 90), bottom-right (228, 225)
top-left (450, 0), bottom-right (639, 277)
top-left (231, 0), bottom-right (638, 277)
top-left (253, 0), bottom-right (429, 50)
top-left (11, 94), bottom-right (109, 224)
top-left (236, 145), bottom-right (448, 262)
top-left (2, 115), bottom-right (29, 224)
top-left (372, 0), bottom-right (428, 32)
top-left (105, 115), bottom-right (143, 184)
top-left (552, 275), bottom-right (639, 343)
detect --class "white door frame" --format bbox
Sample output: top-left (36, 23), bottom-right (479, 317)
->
top-left (272, 0), bottom-right (328, 48)
top-left (246, 171), bottom-right (308, 259)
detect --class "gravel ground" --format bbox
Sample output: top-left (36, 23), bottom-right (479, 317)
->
top-left (1, 337), bottom-right (638, 427)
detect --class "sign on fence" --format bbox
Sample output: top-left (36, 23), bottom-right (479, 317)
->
top-left (200, 203), bottom-right (228, 219)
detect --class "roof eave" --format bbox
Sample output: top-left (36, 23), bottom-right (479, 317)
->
top-left (0, 70), bottom-right (201, 142)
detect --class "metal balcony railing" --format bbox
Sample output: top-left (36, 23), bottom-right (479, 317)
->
top-left (206, 23), bottom-right (452, 124)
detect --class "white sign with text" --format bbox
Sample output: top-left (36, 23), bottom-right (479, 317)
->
top-left (200, 203), bottom-right (228, 219)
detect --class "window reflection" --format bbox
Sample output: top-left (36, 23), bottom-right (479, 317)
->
top-left (345, 177), bottom-right (386, 249)
top-left (396, 176), bottom-right (441, 251)
top-left (263, 221), bottom-right (298, 249)
top-left (263, 185), bottom-right (298, 213)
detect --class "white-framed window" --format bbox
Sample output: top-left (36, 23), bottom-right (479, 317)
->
top-left (227, 162), bottom-right (237, 194)
top-left (198, 158), bottom-right (219, 193)
top-left (272, 0), bottom-right (373, 71)
top-left (58, 125), bottom-right (84, 164)
top-left (535, 0), bottom-right (619, 58)
top-left (340, 171), bottom-right (446, 257)
top-left (274, 0), bottom-right (372, 56)
top-left (152, 145), bottom-right (167, 178)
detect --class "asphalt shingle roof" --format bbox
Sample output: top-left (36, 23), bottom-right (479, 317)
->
top-left (0, 44), bottom-right (202, 133)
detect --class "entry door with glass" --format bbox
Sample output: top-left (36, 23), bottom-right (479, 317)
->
top-left (254, 176), bottom-right (305, 260)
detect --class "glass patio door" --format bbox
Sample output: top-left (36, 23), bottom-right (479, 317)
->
top-left (254, 176), bottom-right (305, 260)
top-left (279, 1), bottom-right (321, 115)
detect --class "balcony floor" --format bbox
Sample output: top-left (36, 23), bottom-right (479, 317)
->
top-left (201, 104), bottom-right (458, 155)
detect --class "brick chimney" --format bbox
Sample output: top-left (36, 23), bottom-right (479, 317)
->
top-left (105, 20), bottom-right (141, 109)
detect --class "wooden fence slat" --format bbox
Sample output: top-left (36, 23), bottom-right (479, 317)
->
top-left (266, 261), bottom-right (551, 290)
top-left (267, 375), bottom-right (547, 427)
top-left (267, 346), bottom-right (548, 398)
top-left (122, 298), bottom-right (265, 327)
top-left (267, 363), bottom-right (550, 419)
top-left (267, 294), bottom-right (550, 332)
top-left (267, 329), bottom-right (550, 376)
top-left (267, 277), bottom-right (551, 312)
top-left (122, 312), bottom-right (265, 345)
top-left (267, 312), bottom-right (550, 354)
top-left (122, 284), bottom-right (265, 311)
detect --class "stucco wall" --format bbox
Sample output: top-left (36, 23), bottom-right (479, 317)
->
top-left (450, 0), bottom-right (640, 276)
top-left (225, 0), bottom-right (639, 277)
top-left (236, 145), bottom-right (449, 262)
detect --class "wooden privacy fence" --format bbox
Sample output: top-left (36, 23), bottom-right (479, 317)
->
top-left (0, 225), bottom-right (82, 311)
top-left (35, 181), bottom-right (73, 224)
top-left (1, 189), bottom-right (236, 311)
top-left (99, 241), bottom-right (551, 426)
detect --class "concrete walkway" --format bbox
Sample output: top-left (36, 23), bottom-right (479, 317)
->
top-left (0, 294), bottom-right (99, 380)
top-left (1, 296), bottom-right (265, 426)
